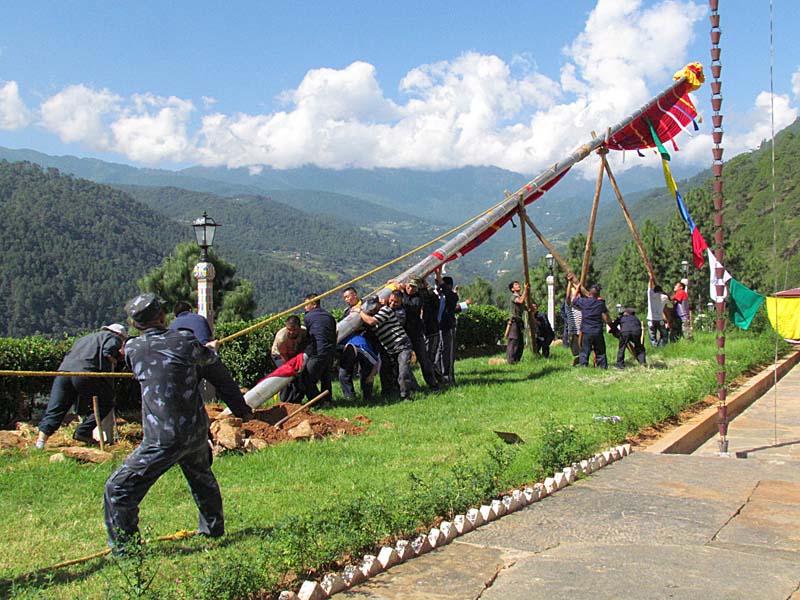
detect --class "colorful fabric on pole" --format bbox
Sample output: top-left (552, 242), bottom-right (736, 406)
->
top-left (652, 122), bottom-right (709, 268)
top-left (765, 296), bottom-right (800, 342)
top-left (728, 278), bottom-right (765, 330)
top-left (707, 249), bottom-right (731, 302)
top-left (607, 63), bottom-right (703, 152)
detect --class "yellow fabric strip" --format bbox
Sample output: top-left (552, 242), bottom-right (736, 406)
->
top-left (766, 296), bottom-right (800, 340)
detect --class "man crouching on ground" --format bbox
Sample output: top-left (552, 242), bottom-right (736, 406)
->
top-left (104, 293), bottom-right (224, 555)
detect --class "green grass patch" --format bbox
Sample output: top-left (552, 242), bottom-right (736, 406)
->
top-left (0, 329), bottom-right (786, 599)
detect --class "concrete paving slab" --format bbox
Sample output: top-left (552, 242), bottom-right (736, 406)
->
top-left (479, 543), bottom-right (800, 600)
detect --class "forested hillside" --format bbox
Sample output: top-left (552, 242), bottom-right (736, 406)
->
top-left (0, 161), bottom-right (183, 336)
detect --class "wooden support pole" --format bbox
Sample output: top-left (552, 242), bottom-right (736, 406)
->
top-left (517, 196), bottom-right (538, 355)
top-left (91, 395), bottom-right (104, 451)
top-left (581, 141), bottom-right (607, 287)
top-left (522, 214), bottom-right (589, 296)
top-left (601, 155), bottom-right (656, 281)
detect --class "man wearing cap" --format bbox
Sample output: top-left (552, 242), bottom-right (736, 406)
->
top-left (572, 284), bottom-right (612, 369)
top-left (35, 323), bottom-right (128, 449)
top-left (170, 301), bottom-right (252, 420)
top-left (104, 293), bottom-right (224, 554)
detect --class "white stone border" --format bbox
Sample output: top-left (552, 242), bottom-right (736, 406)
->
top-left (279, 444), bottom-right (631, 600)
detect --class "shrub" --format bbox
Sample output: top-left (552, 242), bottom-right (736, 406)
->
top-left (455, 304), bottom-right (507, 356)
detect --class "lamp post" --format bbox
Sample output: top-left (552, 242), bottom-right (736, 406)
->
top-left (192, 211), bottom-right (220, 329)
top-left (681, 259), bottom-right (692, 340)
top-left (545, 254), bottom-right (555, 330)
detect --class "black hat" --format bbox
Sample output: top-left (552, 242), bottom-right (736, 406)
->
top-left (590, 283), bottom-right (601, 293)
top-left (125, 293), bottom-right (165, 324)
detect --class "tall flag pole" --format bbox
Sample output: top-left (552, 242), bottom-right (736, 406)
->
top-left (709, 0), bottom-right (729, 454)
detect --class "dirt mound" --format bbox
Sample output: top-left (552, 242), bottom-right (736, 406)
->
top-left (207, 403), bottom-right (365, 446)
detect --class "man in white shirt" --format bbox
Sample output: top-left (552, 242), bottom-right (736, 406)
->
top-left (646, 277), bottom-right (670, 347)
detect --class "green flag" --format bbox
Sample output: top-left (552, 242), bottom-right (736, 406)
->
top-left (728, 277), bottom-right (765, 330)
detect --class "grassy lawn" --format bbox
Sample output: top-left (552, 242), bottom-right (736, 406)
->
top-left (0, 330), bottom-right (783, 599)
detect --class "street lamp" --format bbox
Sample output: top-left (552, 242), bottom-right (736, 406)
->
top-left (192, 212), bottom-right (220, 328)
top-left (545, 254), bottom-right (555, 332)
top-left (193, 211), bottom-right (219, 262)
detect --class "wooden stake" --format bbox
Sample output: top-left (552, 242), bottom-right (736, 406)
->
top-left (602, 155), bottom-right (656, 281)
top-left (91, 395), bottom-right (104, 451)
top-left (274, 390), bottom-right (329, 430)
top-left (581, 143), bottom-right (607, 287)
top-left (521, 214), bottom-right (588, 296)
top-left (517, 196), bottom-right (538, 355)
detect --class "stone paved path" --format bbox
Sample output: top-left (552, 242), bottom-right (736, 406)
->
top-left (342, 359), bottom-right (800, 599)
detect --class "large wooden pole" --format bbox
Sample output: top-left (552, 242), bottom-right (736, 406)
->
top-left (602, 155), bottom-right (656, 281)
top-left (517, 196), bottom-right (538, 354)
top-left (522, 214), bottom-right (589, 296)
top-left (581, 143), bottom-right (607, 287)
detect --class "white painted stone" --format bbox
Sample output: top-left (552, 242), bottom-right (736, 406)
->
top-left (377, 546), bottom-right (400, 569)
top-left (602, 450), bottom-right (613, 463)
top-left (278, 592), bottom-right (299, 600)
top-left (360, 554), bottom-right (382, 577)
top-left (453, 514), bottom-right (473, 534)
top-left (534, 482), bottom-right (545, 499)
top-left (622, 443), bottom-right (631, 456)
top-left (395, 539), bottom-right (412, 562)
top-left (298, 580), bottom-right (326, 600)
top-left (563, 466), bottom-right (576, 483)
top-left (341, 564), bottom-right (365, 588)
top-left (321, 573), bottom-right (346, 596)
top-left (511, 489), bottom-right (524, 510)
top-left (543, 477), bottom-right (556, 495)
top-left (479, 504), bottom-right (493, 522)
top-left (439, 521), bottom-right (456, 542)
top-left (411, 534), bottom-right (432, 555)
top-left (580, 459), bottom-right (591, 474)
top-left (523, 487), bottom-right (535, 504)
top-left (428, 527), bottom-right (442, 548)
top-left (554, 472), bottom-right (567, 489)
top-left (595, 453), bottom-right (607, 468)
top-left (610, 447), bottom-right (621, 461)
top-left (491, 498), bottom-right (505, 518)
top-left (466, 507), bottom-right (485, 528)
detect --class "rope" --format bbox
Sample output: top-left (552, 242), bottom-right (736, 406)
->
top-left (215, 194), bottom-right (510, 345)
top-left (26, 530), bottom-right (197, 576)
top-left (0, 370), bottom-right (133, 378)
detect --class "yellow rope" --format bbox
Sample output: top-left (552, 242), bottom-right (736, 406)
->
top-left (0, 370), bottom-right (133, 378)
top-left (29, 530), bottom-right (198, 575)
top-left (216, 196), bottom-right (507, 345)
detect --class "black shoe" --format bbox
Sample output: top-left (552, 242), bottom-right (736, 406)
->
top-left (72, 432), bottom-right (98, 446)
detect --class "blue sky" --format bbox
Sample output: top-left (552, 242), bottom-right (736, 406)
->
top-left (1, 0), bottom-right (798, 177)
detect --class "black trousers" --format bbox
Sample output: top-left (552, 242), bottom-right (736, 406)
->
top-left (104, 435), bottom-right (223, 553)
top-left (506, 320), bottom-right (524, 364)
top-left (617, 332), bottom-right (647, 367)
top-left (579, 332), bottom-right (608, 369)
top-left (38, 375), bottom-right (115, 438)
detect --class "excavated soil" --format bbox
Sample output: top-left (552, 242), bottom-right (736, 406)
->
top-left (206, 403), bottom-right (365, 444)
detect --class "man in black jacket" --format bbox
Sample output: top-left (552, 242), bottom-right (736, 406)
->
top-left (35, 323), bottom-right (127, 449)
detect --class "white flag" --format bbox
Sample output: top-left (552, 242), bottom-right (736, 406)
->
top-left (707, 249), bottom-right (731, 302)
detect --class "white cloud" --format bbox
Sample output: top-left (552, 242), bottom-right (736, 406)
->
top-left (40, 84), bottom-right (120, 147)
top-left (110, 94), bottom-right (195, 163)
top-left (0, 80), bottom-right (31, 129)
top-left (24, 0), bottom-right (796, 176)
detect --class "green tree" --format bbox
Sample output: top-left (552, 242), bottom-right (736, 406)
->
top-left (138, 242), bottom-right (256, 323)
top-left (460, 277), bottom-right (495, 306)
